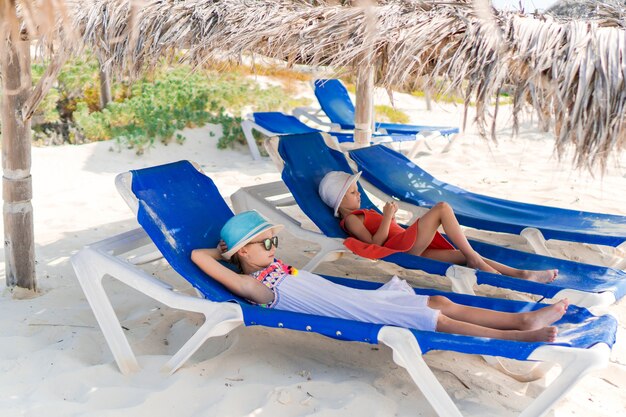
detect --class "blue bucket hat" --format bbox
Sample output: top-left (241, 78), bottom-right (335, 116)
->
top-left (220, 210), bottom-right (284, 260)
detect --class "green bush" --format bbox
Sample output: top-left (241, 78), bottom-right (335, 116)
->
top-left (74, 69), bottom-right (212, 153)
top-left (34, 58), bottom-right (312, 153)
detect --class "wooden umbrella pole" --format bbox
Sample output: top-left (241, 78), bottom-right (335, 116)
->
top-left (353, 0), bottom-right (376, 148)
top-left (1, 36), bottom-right (36, 290)
top-left (354, 65), bottom-right (374, 147)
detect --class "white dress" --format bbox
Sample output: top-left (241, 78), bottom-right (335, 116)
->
top-left (271, 270), bottom-right (440, 332)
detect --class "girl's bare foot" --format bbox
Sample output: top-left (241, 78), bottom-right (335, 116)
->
top-left (512, 326), bottom-right (558, 342)
top-left (520, 299), bottom-right (568, 330)
top-left (522, 269), bottom-right (559, 283)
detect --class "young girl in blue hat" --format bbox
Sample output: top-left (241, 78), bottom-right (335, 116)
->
top-left (191, 210), bottom-right (568, 342)
top-left (319, 171), bottom-right (558, 283)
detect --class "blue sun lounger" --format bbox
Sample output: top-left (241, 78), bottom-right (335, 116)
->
top-left (293, 79), bottom-right (460, 136)
top-left (72, 159), bottom-right (615, 417)
top-left (232, 132), bottom-right (626, 307)
top-left (240, 111), bottom-right (415, 160)
top-left (348, 144), bottom-right (626, 255)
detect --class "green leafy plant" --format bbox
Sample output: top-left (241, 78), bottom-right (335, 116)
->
top-left (32, 58), bottom-right (312, 153)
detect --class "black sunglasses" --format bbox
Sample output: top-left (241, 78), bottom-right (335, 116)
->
top-left (248, 236), bottom-right (279, 251)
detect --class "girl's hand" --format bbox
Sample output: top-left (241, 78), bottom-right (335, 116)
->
top-left (382, 201), bottom-right (398, 218)
top-left (217, 239), bottom-right (228, 254)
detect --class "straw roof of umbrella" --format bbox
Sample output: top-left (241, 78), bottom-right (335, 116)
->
top-left (7, 0), bottom-right (626, 170)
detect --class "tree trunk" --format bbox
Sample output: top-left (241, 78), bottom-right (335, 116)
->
top-left (1, 37), bottom-right (36, 290)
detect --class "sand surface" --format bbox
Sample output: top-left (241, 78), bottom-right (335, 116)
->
top-left (0, 86), bottom-right (624, 417)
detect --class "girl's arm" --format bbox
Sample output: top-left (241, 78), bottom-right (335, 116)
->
top-left (343, 202), bottom-right (397, 245)
top-left (343, 214), bottom-right (391, 245)
top-left (191, 249), bottom-right (274, 305)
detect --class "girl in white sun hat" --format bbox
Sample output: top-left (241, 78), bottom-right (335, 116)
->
top-left (319, 170), bottom-right (558, 283)
top-left (191, 210), bottom-right (567, 341)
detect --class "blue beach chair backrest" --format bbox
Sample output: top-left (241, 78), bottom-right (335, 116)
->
top-left (130, 161), bottom-right (240, 302)
top-left (129, 160), bottom-right (387, 342)
top-left (314, 79), bottom-right (356, 129)
top-left (277, 132), bottom-right (378, 238)
top-left (350, 145), bottom-right (626, 246)
top-left (253, 112), bottom-right (319, 135)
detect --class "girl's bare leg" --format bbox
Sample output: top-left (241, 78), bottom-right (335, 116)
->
top-left (482, 258), bottom-right (559, 283)
top-left (436, 315), bottom-right (558, 342)
top-left (407, 202), bottom-right (498, 273)
top-left (421, 248), bottom-right (558, 283)
top-left (428, 295), bottom-right (568, 330)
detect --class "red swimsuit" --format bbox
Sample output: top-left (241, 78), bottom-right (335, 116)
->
top-left (340, 209), bottom-right (454, 259)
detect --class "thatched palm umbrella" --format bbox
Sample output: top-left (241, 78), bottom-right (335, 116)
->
top-left (71, 0), bottom-right (626, 168)
top-left (2, 0), bottom-right (626, 290)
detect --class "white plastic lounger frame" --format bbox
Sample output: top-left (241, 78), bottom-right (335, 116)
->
top-left (378, 327), bottom-right (609, 417)
top-left (72, 227), bottom-right (245, 375)
top-left (72, 163), bottom-right (611, 417)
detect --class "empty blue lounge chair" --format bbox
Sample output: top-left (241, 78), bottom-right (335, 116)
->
top-left (232, 132), bottom-right (626, 307)
top-left (293, 79), bottom-right (460, 136)
top-left (240, 111), bottom-right (415, 160)
top-left (72, 159), bottom-right (616, 417)
top-left (348, 144), bottom-right (626, 254)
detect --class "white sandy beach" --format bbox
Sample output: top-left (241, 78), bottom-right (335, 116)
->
top-left (0, 88), bottom-right (624, 417)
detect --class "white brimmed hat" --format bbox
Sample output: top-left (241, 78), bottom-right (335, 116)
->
top-left (220, 210), bottom-right (284, 260)
top-left (318, 170), bottom-right (362, 217)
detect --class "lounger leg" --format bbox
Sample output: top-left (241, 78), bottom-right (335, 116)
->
top-left (406, 134), bottom-right (425, 159)
top-left (72, 248), bottom-right (141, 375)
top-left (441, 133), bottom-right (460, 154)
top-left (520, 344), bottom-right (610, 417)
top-left (378, 327), bottom-right (463, 417)
top-left (241, 119), bottom-right (263, 161)
top-left (520, 228), bottom-right (552, 257)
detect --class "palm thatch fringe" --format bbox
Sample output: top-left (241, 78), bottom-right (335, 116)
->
top-left (19, 0), bottom-right (626, 169)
